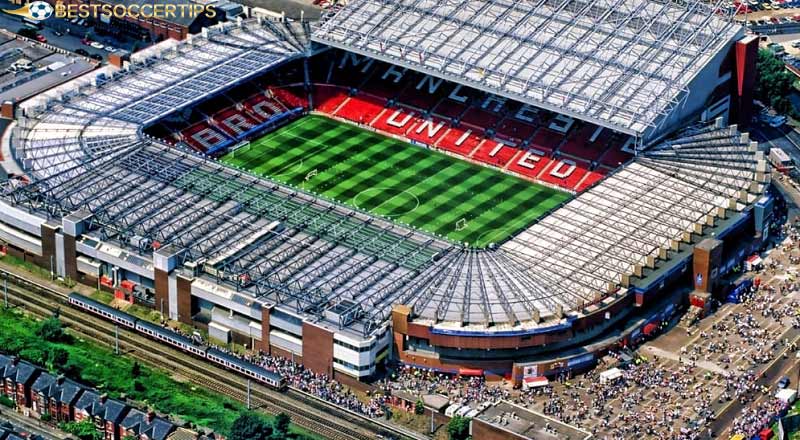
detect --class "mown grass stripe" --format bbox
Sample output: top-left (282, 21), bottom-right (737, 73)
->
top-left (220, 115), bottom-right (571, 247)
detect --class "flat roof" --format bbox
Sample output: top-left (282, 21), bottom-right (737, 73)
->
top-left (475, 401), bottom-right (592, 440)
top-left (312, 0), bottom-right (743, 136)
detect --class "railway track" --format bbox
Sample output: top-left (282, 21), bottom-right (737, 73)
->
top-left (0, 270), bottom-right (417, 440)
top-left (2, 286), bottom-right (367, 440)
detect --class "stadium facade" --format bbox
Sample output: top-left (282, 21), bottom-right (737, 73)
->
top-left (0, 1), bottom-right (774, 383)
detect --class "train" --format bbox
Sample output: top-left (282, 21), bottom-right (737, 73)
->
top-left (67, 292), bottom-right (287, 390)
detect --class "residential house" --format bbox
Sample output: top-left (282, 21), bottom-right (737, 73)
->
top-left (121, 409), bottom-right (176, 440)
top-left (31, 372), bottom-right (84, 422)
top-left (74, 390), bottom-right (130, 440)
top-left (0, 356), bottom-right (40, 413)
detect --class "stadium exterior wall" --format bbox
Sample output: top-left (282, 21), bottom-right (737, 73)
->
top-left (0, 187), bottom-right (766, 383)
top-left (390, 206), bottom-right (763, 383)
top-left (644, 31), bottom-right (746, 141)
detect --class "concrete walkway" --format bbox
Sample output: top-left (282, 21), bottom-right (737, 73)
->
top-left (641, 345), bottom-right (729, 375)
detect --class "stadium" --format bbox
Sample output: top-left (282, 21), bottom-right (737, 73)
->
top-left (0, 0), bottom-right (774, 384)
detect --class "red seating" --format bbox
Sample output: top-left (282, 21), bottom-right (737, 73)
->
top-left (182, 122), bottom-right (230, 153)
top-left (398, 75), bottom-right (453, 111)
top-left (574, 168), bottom-right (607, 192)
top-left (436, 126), bottom-right (485, 156)
top-left (598, 140), bottom-right (634, 168)
top-left (538, 158), bottom-right (590, 189)
top-left (529, 128), bottom-right (565, 154)
top-left (461, 106), bottom-right (501, 130)
top-left (314, 85), bottom-right (350, 114)
top-left (559, 125), bottom-right (611, 162)
top-left (506, 148), bottom-right (552, 181)
top-left (213, 107), bottom-right (259, 137)
top-left (494, 117), bottom-right (538, 144)
top-left (334, 93), bottom-right (387, 125)
top-left (244, 94), bottom-right (287, 122)
top-left (472, 140), bottom-right (522, 168)
top-left (270, 86), bottom-right (308, 110)
top-left (433, 98), bottom-right (468, 120)
top-left (406, 115), bottom-right (450, 145)
top-left (372, 107), bottom-right (418, 137)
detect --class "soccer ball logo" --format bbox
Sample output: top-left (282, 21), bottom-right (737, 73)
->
top-left (28, 1), bottom-right (52, 20)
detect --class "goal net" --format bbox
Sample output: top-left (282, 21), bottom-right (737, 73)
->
top-left (229, 140), bottom-right (251, 158)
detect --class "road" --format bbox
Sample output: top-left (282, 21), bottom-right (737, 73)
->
top-left (751, 122), bottom-right (800, 164)
top-left (0, 2), bottom-right (145, 61)
top-left (710, 329), bottom-right (800, 438)
top-left (0, 409), bottom-right (69, 439)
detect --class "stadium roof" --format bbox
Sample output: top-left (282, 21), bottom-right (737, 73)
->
top-left (401, 121), bottom-right (766, 328)
top-left (312, 0), bottom-right (743, 137)
top-left (2, 19), bottom-right (765, 338)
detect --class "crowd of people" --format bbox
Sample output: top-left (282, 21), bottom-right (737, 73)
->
top-left (144, 208), bottom-right (800, 438)
top-left (375, 366), bottom-right (509, 408)
top-left (529, 357), bottom-right (718, 439)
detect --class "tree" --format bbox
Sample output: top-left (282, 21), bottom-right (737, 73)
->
top-left (37, 317), bottom-right (66, 342)
top-left (131, 361), bottom-right (142, 378)
top-left (47, 346), bottom-right (69, 371)
top-left (447, 415), bottom-right (471, 440)
top-left (61, 359), bottom-right (83, 378)
top-left (415, 399), bottom-right (425, 415)
top-left (61, 420), bottom-right (102, 440)
top-left (229, 413), bottom-right (272, 440)
top-left (756, 49), bottom-right (798, 116)
top-left (272, 413), bottom-right (290, 438)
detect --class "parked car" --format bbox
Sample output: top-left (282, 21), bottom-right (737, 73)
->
top-left (104, 46), bottom-right (115, 52)
top-left (778, 376), bottom-right (790, 389)
top-left (35, 34), bottom-right (46, 43)
top-left (90, 42), bottom-right (104, 50)
top-left (75, 48), bottom-right (89, 56)
top-left (89, 53), bottom-right (102, 61)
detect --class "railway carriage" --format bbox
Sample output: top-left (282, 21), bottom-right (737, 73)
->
top-left (69, 292), bottom-right (286, 390)
top-left (135, 320), bottom-right (208, 357)
top-left (206, 348), bottom-right (287, 390)
top-left (68, 293), bottom-right (136, 328)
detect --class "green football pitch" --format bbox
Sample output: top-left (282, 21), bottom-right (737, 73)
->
top-left (221, 115), bottom-right (571, 248)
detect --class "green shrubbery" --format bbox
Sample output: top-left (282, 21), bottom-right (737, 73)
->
top-left (0, 394), bottom-right (14, 408)
top-left (757, 49), bottom-right (799, 116)
top-left (0, 307), bottom-right (319, 439)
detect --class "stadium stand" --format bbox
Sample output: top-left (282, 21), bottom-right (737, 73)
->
top-left (333, 93), bottom-right (386, 125)
top-left (0, 0), bottom-right (763, 380)
top-left (213, 107), bottom-right (260, 137)
top-left (181, 121), bottom-right (232, 154)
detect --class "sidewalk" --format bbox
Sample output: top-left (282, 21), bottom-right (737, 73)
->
top-left (0, 408), bottom-right (71, 439)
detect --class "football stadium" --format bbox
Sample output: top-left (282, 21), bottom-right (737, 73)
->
top-left (0, 0), bottom-right (775, 383)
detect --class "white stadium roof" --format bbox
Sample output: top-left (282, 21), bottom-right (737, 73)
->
top-left (403, 121), bottom-right (767, 328)
top-left (3, 18), bottom-right (766, 337)
top-left (312, 0), bottom-right (743, 137)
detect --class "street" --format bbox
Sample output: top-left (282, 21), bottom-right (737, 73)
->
top-left (0, 3), bottom-right (146, 61)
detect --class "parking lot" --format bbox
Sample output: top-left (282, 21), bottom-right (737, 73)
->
top-left (0, 0), bottom-right (145, 62)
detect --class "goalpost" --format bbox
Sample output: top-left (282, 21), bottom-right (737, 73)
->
top-left (229, 140), bottom-right (251, 158)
